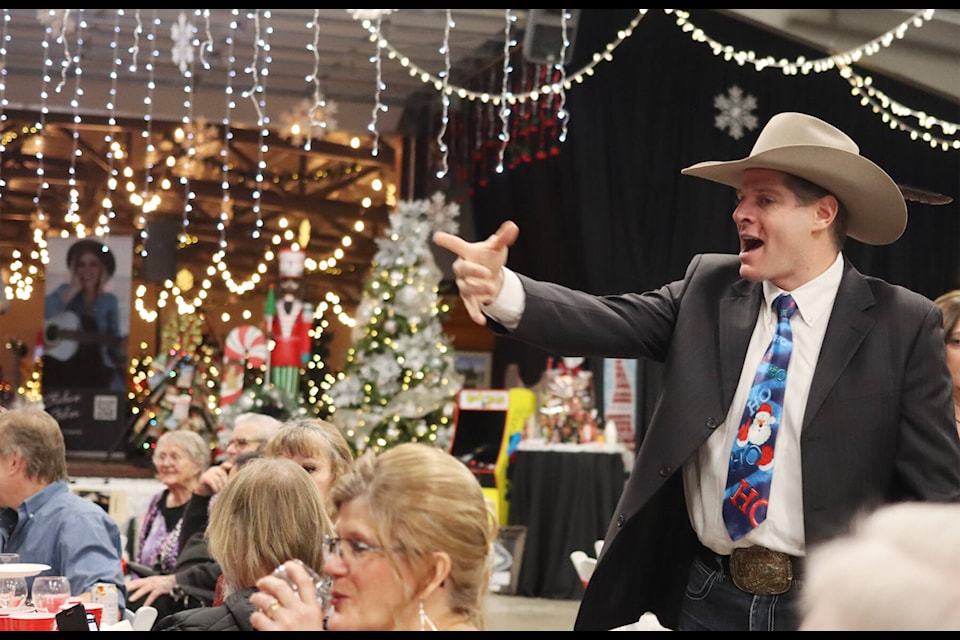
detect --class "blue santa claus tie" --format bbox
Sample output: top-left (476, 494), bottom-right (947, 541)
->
top-left (723, 294), bottom-right (797, 541)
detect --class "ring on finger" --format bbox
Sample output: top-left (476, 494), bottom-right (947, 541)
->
top-left (267, 601), bottom-right (281, 618)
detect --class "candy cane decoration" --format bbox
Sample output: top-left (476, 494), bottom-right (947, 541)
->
top-left (220, 325), bottom-right (268, 406)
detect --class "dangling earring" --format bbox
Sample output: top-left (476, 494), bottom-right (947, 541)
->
top-left (419, 601), bottom-right (438, 631)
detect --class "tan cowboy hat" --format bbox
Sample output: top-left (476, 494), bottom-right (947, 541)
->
top-left (681, 112), bottom-right (907, 245)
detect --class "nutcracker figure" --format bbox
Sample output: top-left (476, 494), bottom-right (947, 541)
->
top-left (266, 248), bottom-right (313, 396)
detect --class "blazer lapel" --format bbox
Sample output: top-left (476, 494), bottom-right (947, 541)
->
top-left (803, 259), bottom-right (876, 429)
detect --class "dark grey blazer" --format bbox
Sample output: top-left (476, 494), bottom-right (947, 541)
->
top-left (499, 253), bottom-right (960, 631)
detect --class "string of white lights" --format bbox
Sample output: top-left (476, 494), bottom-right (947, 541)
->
top-left (216, 11), bottom-right (243, 292)
top-left (435, 9), bottom-right (453, 179)
top-left (556, 10), bottom-right (570, 143)
top-left (31, 14), bottom-right (55, 272)
top-left (362, 9), bottom-right (952, 154)
top-left (54, 9), bottom-right (71, 95)
top-left (242, 9), bottom-right (272, 239)
top-left (198, 8), bottom-right (213, 70)
top-left (363, 9), bottom-right (648, 107)
top-left (64, 10), bottom-right (86, 236)
top-left (495, 10), bottom-right (516, 174)
top-left (214, 18), bottom-right (276, 301)
top-left (178, 13), bottom-right (198, 262)
top-left (305, 9), bottom-right (325, 151)
top-left (132, 11), bottom-right (164, 324)
top-left (101, 9), bottom-right (122, 235)
top-left (838, 64), bottom-right (959, 152)
top-left (0, 10), bottom-right (10, 303)
top-left (667, 9), bottom-right (957, 153)
top-left (367, 14), bottom-right (386, 158)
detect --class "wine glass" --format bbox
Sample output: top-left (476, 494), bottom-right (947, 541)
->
top-left (30, 576), bottom-right (71, 613)
top-left (0, 577), bottom-right (28, 608)
top-left (0, 554), bottom-right (27, 609)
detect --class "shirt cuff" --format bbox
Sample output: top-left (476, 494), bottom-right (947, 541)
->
top-left (481, 267), bottom-right (525, 330)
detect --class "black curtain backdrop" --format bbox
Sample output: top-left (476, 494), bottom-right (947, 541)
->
top-left (421, 10), bottom-right (960, 427)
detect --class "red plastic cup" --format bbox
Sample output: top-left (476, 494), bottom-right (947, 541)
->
top-left (0, 606), bottom-right (36, 632)
top-left (9, 611), bottom-right (57, 631)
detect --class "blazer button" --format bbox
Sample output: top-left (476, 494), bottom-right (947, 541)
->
top-left (705, 416), bottom-right (719, 429)
top-left (617, 514), bottom-right (625, 527)
top-left (658, 467), bottom-right (671, 477)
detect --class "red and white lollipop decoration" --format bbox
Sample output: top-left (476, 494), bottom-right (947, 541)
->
top-left (220, 325), bottom-right (268, 406)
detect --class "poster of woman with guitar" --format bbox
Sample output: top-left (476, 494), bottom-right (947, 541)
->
top-left (43, 238), bottom-right (130, 392)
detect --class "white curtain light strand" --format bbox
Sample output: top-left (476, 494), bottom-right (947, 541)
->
top-left (102, 9), bottom-right (122, 233)
top-left (306, 9), bottom-right (323, 151)
top-left (496, 10), bottom-right (516, 174)
top-left (361, 9), bottom-right (953, 153)
top-left (65, 11), bottom-right (86, 237)
top-left (32, 15), bottom-right (54, 271)
top-left (362, 9), bottom-right (648, 108)
top-left (556, 10), bottom-right (570, 143)
top-left (366, 14), bottom-right (387, 158)
top-left (243, 10), bottom-right (273, 240)
top-left (54, 9), bottom-right (72, 95)
top-left (435, 9), bottom-right (453, 179)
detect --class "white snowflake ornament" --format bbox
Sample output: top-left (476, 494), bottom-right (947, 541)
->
top-left (713, 86), bottom-right (759, 140)
top-left (171, 12), bottom-right (196, 75)
top-left (347, 9), bottom-right (398, 22)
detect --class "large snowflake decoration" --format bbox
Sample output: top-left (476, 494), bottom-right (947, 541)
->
top-left (36, 9), bottom-right (75, 35)
top-left (171, 12), bottom-right (196, 75)
top-left (346, 9), bottom-right (398, 21)
top-left (713, 86), bottom-right (759, 141)
top-left (278, 97), bottom-right (340, 147)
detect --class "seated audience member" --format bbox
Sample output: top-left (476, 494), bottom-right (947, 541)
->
top-left (264, 417), bottom-right (355, 516)
top-left (175, 412), bottom-right (283, 551)
top-left (0, 408), bottom-right (127, 606)
top-left (250, 442), bottom-right (498, 631)
top-left (934, 290), bottom-right (960, 432)
top-left (130, 416), bottom-right (347, 613)
top-left (197, 412), bottom-right (284, 503)
top-left (154, 457), bottom-right (332, 631)
top-left (799, 501), bottom-right (960, 631)
top-left (125, 429), bottom-right (210, 617)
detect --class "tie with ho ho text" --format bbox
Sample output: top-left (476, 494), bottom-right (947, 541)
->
top-left (722, 294), bottom-right (797, 541)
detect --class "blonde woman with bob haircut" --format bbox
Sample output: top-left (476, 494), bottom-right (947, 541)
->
top-left (264, 418), bottom-right (354, 517)
top-left (154, 456), bottom-right (333, 630)
top-left (250, 442), bottom-right (498, 631)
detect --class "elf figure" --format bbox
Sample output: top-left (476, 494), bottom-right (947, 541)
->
top-left (266, 248), bottom-right (313, 396)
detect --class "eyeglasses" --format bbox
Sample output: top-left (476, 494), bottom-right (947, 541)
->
top-left (322, 535), bottom-right (388, 565)
top-left (152, 452), bottom-right (183, 465)
top-left (227, 438), bottom-right (264, 448)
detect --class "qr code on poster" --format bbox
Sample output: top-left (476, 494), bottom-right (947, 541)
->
top-left (93, 395), bottom-right (119, 421)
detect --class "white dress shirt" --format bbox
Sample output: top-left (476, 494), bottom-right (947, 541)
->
top-left (484, 254), bottom-right (844, 557)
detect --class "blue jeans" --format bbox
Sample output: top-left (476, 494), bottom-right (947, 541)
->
top-left (676, 550), bottom-right (802, 631)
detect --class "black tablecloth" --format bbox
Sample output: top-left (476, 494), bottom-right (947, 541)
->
top-left (508, 448), bottom-right (627, 600)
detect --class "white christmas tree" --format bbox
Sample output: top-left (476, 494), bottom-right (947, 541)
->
top-left (326, 192), bottom-right (464, 453)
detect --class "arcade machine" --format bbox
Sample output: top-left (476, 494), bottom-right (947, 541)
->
top-left (449, 387), bottom-right (536, 525)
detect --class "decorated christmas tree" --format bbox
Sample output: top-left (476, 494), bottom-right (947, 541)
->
top-left (326, 192), bottom-right (464, 454)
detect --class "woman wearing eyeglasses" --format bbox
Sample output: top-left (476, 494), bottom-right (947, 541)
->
top-left (250, 442), bottom-right (498, 631)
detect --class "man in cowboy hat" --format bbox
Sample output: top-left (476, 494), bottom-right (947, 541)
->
top-left (434, 112), bottom-right (960, 631)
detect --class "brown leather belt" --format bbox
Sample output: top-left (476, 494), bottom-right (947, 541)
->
top-left (698, 545), bottom-right (802, 596)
